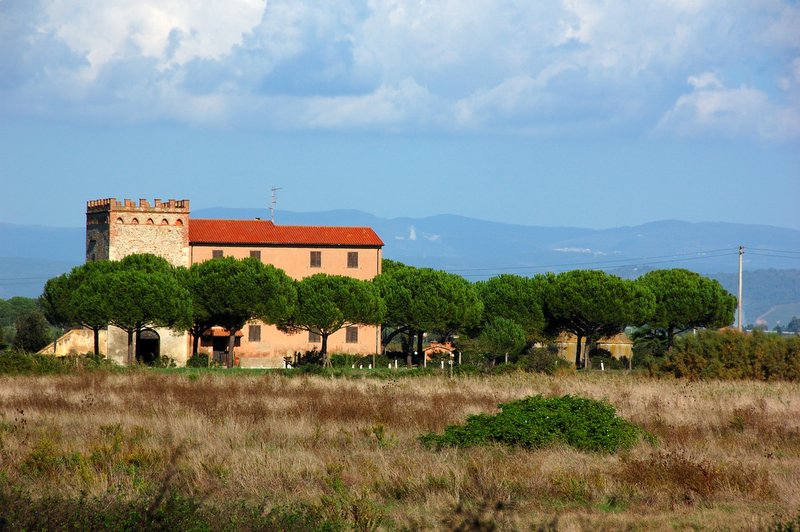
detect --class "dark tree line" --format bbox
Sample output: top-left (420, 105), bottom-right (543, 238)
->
top-left (376, 263), bottom-right (735, 368)
top-left (37, 254), bottom-right (737, 368)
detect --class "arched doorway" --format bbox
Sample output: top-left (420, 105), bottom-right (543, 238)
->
top-left (136, 328), bottom-right (160, 364)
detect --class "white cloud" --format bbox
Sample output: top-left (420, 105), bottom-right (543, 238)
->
top-left (688, 72), bottom-right (722, 90)
top-left (658, 75), bottom-right (800, 140)
top-left (1, 0), bottom-right (798, 139)
top-left (39, 0), bottom-right (265, 75)
top-left (554, 247), bottom-right (592, 254)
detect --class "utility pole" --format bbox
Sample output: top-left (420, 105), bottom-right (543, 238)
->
top-left (737, 245), bottom-right (744, 332)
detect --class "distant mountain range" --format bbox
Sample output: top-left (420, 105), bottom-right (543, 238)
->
top-left (2, 210), bottom-right (798, 326)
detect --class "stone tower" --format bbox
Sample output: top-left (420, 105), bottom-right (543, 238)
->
top-left (86, 198), bottom-right (190, 267)
top-left (85, 198), bottom-right (192, 365)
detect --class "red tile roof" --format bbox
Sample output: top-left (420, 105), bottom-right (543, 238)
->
top-left (189, 219), bottom-right (383, 247)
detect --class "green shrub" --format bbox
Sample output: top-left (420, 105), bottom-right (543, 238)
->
top-left (420, 395), bottom-right (653, 453)
top-left (521, 347), bottom-right (562, 375)
top-left (149, 355), bottom-right (177, 368)
top-left (665, 330), bottom-right (800, 381)
top-left (0, 352), bottom-right (119, 375)
top-left (186, 354), bottom-right (209, 368)
top-left (0, 352), bottom-right (67, 375)
top-left (589, 348), bottom-right (629, 371)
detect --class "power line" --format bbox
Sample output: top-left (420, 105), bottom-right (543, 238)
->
top-left (747, 251), bottom-right (800, 260)
top-left (447, 249), bottom-right (739, 277)
top-left (747, 247), bottom-right (800, 254)
top-left (446, 248), bottom-right (735, 273)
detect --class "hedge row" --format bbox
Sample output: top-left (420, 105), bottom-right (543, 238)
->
top-left (663, 330), bottom-right (800, 381)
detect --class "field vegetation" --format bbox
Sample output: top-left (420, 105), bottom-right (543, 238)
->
top-left (1, 369), bottom-right (799, 530)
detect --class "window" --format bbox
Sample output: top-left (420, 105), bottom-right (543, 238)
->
top-left (212, 249), bottom-right (223, 258)
top-left (248, 325), bottom-right (261, 342)
top-left (347, 251), bottom-right (358, 269)
top-left (310, 251), bottom-right (321, 268)
top-left (346, 326), bottom-right (358, 343)
top-left (250, 250), bottom-right (261, 260)
top-left (308, 331), bottom-right (321, 343)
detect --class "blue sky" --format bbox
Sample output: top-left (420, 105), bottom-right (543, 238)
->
top-left (1, 0), bottom-right (798, 230)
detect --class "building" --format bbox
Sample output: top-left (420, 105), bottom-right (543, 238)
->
top-left (553, 332), bottom-right (634, 363)
top-left (74, 197), bottom-right (383, 366)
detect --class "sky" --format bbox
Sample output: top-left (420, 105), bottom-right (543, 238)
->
top-left (1, 0), bottom-right (798, 230)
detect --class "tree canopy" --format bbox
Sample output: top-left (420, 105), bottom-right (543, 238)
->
top-left (40, 260), bottom-right (116, 355)
top-left (189, 257), bottom-right (295, 367)
top-left (279, 274), bottom-right (384, 366)
top-left (476, 274), bottom-right (545, 339)
top-left (105, 263), bottom-right (192, 365)
top-left (543, 270), bottom-right (655, 368)
top-left (376, 261), bottom-right (482, 365)
top-left (12, 311), bottom-right (51, 352)
top-left (636, 268), bottom-right (736, 350)
top-left (481, 316), bottom-right (527, 364)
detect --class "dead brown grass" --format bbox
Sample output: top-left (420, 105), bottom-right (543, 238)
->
top-left (1, 370), bottom-right (798, 530)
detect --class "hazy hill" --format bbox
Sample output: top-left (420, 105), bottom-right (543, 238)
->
top-left (196, 208), bottom-right (800, 275)
top-left (1, 210), bottom-right (798, 326)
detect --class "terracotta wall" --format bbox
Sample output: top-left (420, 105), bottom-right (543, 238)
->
top-left (190, 244), bottom-right (381, 280)
top-left (190, 244), bottom-right (383, 365)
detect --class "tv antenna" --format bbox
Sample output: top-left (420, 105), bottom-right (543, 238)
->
top-left (270, 186), bottom-right (282, 223)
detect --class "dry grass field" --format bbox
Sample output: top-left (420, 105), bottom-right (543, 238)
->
top-left (1, 369), bottom-right (799, 530)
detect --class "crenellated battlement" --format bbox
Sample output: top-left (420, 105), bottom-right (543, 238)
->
top-left (87, 198), bottom-right (190, 212)
top-left (85, 197), bottom-right (191, 266)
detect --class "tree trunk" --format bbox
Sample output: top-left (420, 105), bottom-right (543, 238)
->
top-left (574, 333), bottom-right (583, 369)
top-left (667, 328), bottom-right (675, 352)
top-left (192, 332), bottom-right (201, 357)
top-left (382, 327), bottom-right (408, 354)
top-left (227, 333), bottom-right (236, 368)
top-left (417, 332), bottom-right (424, 366)
top-left (583, 335), bottom-right (593, 369)
top-left (93, 327), bottom-right (100, 356)
top-left (406, 331), bottom-right (414, 367)
top-left (321, 333), bottom-right (331, 367)
top-left (127, 329), bottom-right (135, 366)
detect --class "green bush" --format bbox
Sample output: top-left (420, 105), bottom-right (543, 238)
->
top-left (589, 348), bottom-right (629, 371)
top-left (0, 352), bottom-right (117, 375)
top-left (0, 352), bottom-right (67, 375)
top-left (520, 347), bottom-right (562, 375)
top-left (150, 355), bottom-right (177, 368)
top-left (665, 330), bottom-right (800, 381)
top-left (186, 354), bottom-right (209, 368)
top-left (420, 395), bottom-right (653, 453)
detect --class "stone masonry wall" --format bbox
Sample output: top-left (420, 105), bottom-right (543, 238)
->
top-left (87, 198), bottom-right (190, 267)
